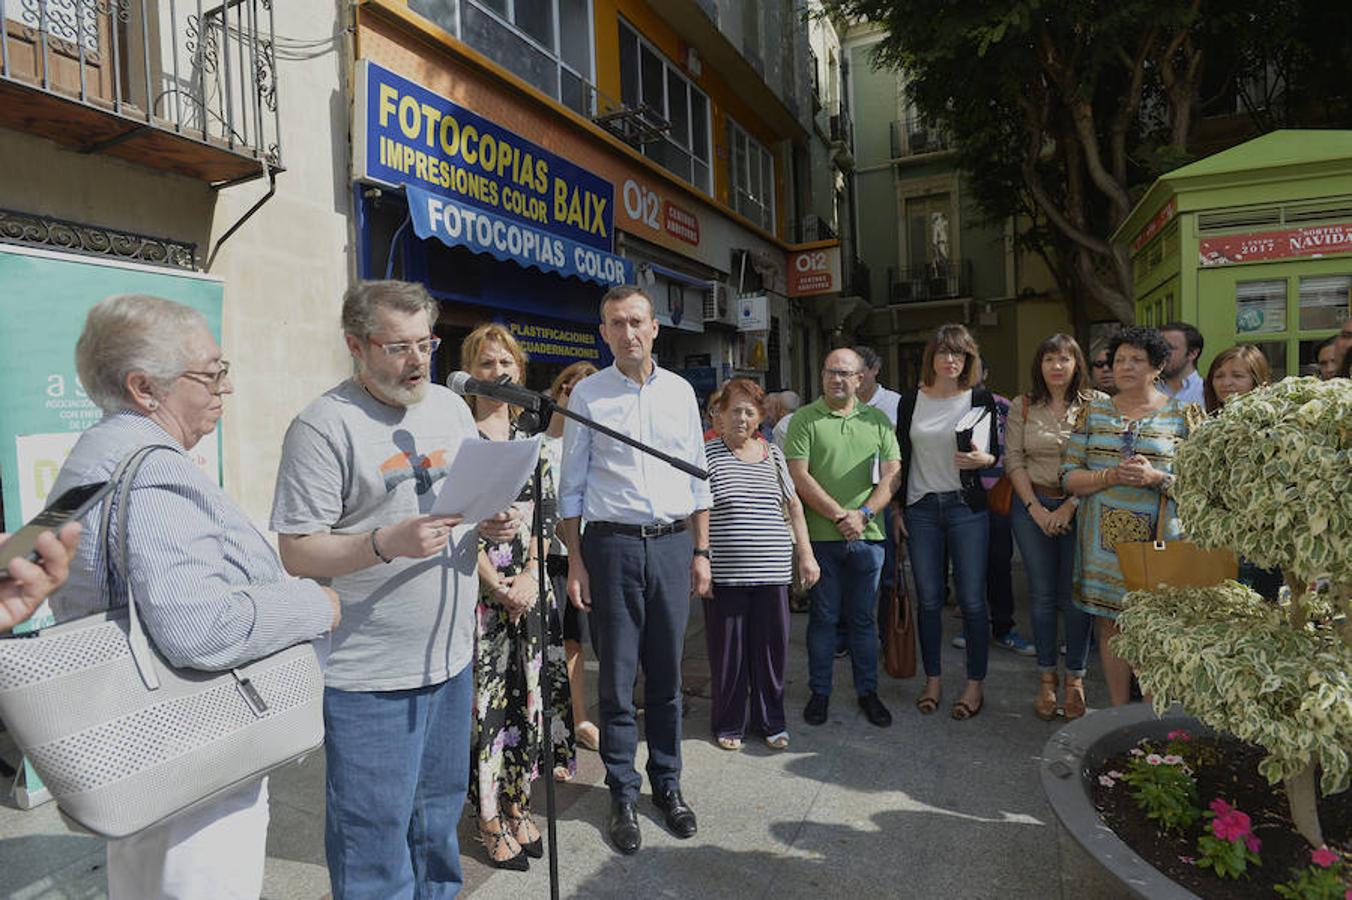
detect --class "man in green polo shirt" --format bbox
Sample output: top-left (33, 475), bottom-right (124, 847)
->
top-left (786, 348), bottom-right (901, 728)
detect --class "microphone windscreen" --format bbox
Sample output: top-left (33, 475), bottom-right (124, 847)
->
top-left (446, 371), bottom-right (471, 395)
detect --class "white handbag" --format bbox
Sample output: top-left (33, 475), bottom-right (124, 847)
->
top-left (0, 445), bottom-right (325, 838)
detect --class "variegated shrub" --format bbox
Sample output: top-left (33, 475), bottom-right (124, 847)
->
top-left (1114, 376), bottom-right (1351, 848)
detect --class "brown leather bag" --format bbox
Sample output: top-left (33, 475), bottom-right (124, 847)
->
top-left (1115, 494), bottom-right (1238, 593)
top-left (883, 555), bottom-right (916, 678)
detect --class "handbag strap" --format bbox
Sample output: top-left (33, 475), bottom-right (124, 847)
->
top-left (1153, 490), bottom-right (1170, 544)
top-left (103, 444), bottom-right (181, 691)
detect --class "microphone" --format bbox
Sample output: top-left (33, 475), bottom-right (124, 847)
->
top-left (446, 371), bottom-right (549, 413)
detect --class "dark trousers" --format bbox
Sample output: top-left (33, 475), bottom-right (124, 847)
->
top-left (808, 540), bottom-right (885, 696)
top-left (583, 527), bottom-right (693, 803)
top-left (986, 508), bottom-right (1014, 637)
top-left (703, 583), bottom-right (790, 740)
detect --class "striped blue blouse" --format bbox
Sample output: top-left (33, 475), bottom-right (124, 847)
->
top-left (47, 413), bottom-right (332, 671)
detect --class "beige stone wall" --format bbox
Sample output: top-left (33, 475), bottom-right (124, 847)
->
top-left (205, 2), bottom-right (354, 523)
top-left (0, 2), bottom-right (355, 526)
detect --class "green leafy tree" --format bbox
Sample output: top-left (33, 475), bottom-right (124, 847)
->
top-left (817, 0), bottom-right (1352, 323)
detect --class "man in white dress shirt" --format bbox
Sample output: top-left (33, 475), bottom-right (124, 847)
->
top-left (558, 285), bottom-right (712, 855)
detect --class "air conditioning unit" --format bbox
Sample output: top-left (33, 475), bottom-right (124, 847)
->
top-left (703, 283), bottom-right (737, 326)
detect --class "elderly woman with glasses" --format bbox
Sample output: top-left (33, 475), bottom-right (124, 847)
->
top-left (1061, 325), bottom-right (1205, 706)
top-left (44, 295), bottom-right (340, 898)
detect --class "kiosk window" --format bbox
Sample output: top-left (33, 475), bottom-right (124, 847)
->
top-left (1298, 275), bottom-right (1352, 331)
top-left (1235, 280), bottom-right (1286, 336)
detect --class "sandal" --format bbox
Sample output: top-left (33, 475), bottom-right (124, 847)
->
top-left (716, 736), bottom-right (743, 751)
top-left (951, 697), bottom-right (983, 720)
top-left (503, 809), bottom-right (543, 859)
top-left (479, 818), bottom-right (529, 871)
top-left (575, 720), bottom-right (600, 751)
top-left (764, 731), bottom-right (789, 750)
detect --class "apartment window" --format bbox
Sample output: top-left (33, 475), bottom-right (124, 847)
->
top-left (729, 119), bottom-right (775, 232)
top-left (618, 20), bottom-right (712, 193)
top-left (410, 0), bottom-right (595, 116)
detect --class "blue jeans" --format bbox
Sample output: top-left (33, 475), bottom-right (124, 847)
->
top-left (904, 492), bottom-right (989, 680)
top-left (1010, 495), bottom-right (1092, 673)
top-left (808, 540), bottom-right (885, 697)
top-left (323, 664), bottom-right (473, 900)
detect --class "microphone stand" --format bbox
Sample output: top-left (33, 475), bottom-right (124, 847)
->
top-left (507, 385), bottom-right (707, 900)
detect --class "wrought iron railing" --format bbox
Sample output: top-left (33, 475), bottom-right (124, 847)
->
top-left (890, 115), bottom-right (950, 158)
top-left (795, 214), bottom-right (837, 244)
top-left (829, 107), bottom-right (852, 150)
top-left (887, 258), bottom-right (971, 303)
top-left (0, 0), bottom-right (281, 171)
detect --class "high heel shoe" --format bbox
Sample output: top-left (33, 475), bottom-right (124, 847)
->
top-left (504, 809), bottom-right (543, 859)
top-left (479, 818), bottom-right (530, 871)
top-left (1063, 674), bottom-right (1087, 720)
top-left (1035, 672), bottom-right (1058, 721)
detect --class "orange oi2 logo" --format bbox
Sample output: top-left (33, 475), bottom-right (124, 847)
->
top-left (379, 448), bottom-right (452, 495)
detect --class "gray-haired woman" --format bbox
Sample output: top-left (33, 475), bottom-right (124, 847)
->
top-left (48, 294), bottom-right (340, 899)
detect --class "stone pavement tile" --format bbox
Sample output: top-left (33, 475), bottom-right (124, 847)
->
top-left (4, 852), bottom-right (108, 900)
top-left (262, 794), bottom-right (330, 899)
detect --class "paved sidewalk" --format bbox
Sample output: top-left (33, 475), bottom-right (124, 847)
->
top-left (1, 564), bottom-right (1106, 899)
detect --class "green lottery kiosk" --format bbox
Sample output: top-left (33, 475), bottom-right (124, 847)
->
top-left (1113, 130), bottom-right (1352, 377)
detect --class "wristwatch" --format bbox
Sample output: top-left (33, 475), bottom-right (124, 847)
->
top-left (858, 505), bottom-right (876, 524)
top-left (1159, 473), bottom-right (1176, 493)
top-left (693, 547), bottom-right (711, 559)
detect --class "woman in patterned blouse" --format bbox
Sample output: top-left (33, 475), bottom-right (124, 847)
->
top-left (1061, 326), bottom-right (1205, 706)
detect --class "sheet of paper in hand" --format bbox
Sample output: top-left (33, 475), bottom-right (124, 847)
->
top-left (430, 435), bottom-right (541, 523)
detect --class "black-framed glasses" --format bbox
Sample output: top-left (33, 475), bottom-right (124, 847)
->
top-left (824, 367), bottom-right (860, 379)
top-left (1092, 360), bottom-right (1111, 369)
top-left (368, 336), bottom-right (441, 358)
top-left (180, 361), bottom-right (231, 392)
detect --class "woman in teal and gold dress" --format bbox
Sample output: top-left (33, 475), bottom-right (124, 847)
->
top-left (1061, 326), bottom-right (1205, 707)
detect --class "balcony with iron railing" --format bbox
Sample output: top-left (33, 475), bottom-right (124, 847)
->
top-left (887, 258), bottom-right (972, 304)
top-left (0, 0), bottom-right (282, 185)
top-left (890, 115), bottom-right (951, 159)
top-left (794, 214), bottom-right (836, 244)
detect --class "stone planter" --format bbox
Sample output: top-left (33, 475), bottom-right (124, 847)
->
top-left (1040, 704), bottom-right (1207, 900)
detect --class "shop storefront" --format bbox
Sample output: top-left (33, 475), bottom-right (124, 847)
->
top-left (351, 4), bottom-right (839, 400)
top-left (1115, 131), bottom-right (1352, 377)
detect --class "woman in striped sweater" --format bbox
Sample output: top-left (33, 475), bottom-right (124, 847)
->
top-left (703, 378), bottom-right (818, 751)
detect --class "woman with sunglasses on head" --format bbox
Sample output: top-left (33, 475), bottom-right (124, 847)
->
top-left (895, 324), bottom-right (1000, 721)
top-left (1061, 326), bottom-right (1205, 707)
top-left (1004, 334), bottom-right (1101, 720)
top-left (461, 324), bottom-right (575, 870)
top-left (540, 361), bottom-right (601, 756)
top-left (1203, 345), bottom-right (1282, 601)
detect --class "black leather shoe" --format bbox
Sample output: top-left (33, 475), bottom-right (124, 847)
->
top-left (858, 691), bottom-right (893, 727)
top-left (652, 787), bottom-right (698, 839)
top-left (608, 798), bottom-right (641, 855)
top-left (803, 692), bottom-right (830, 725)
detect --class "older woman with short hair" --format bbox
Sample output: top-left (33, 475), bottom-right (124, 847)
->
top-left (1061, 326), bottom-right (1205, 706)
top-left (704, 378), bottom-right (818, 751)
top-left (47, 294), bottom-right (339, 899)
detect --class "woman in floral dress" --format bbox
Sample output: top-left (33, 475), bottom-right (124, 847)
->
top-left (461, 324), bottom-right (575, 870)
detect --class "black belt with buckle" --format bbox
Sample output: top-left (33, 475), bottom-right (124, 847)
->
top-left (590, 520), bottom-right (687, 538)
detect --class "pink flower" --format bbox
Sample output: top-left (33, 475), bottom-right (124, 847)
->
top-left (1145, 753), bottom-right (1164, 766)
top-left (1212, 810), bottom-right (1252, 843)
top-left (1167, 729), bottom-right (1192, 742)
top-left (1209, 798), bottom-right (1235, 817)
top-left (1162, 754), bottom-right (1184, 766)
top-left (1129, 747), bottom-right (1145, 757)
top-left (1107, 770), bottom-right (1125, 779)
top-left (1244, 834), bottom-right (1261, 854)
top-left (1311, 848), bottom-right (1340, 868)
top-left (1098, 775), bottom-right (1116, 787)
top-left (1178, 855), bottom-right (1196, 865)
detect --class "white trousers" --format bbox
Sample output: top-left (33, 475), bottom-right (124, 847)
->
top-left (106, 778), bottom-right (270, 900)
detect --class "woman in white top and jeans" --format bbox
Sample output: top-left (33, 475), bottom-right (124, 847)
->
top-left (893, 325), bottom-right (999, 720)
